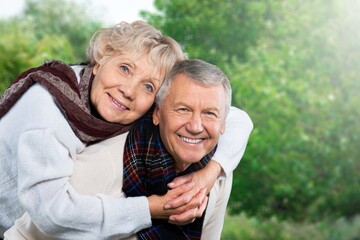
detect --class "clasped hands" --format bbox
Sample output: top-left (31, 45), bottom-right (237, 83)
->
top-left (148, 161), bottom-right (221, 225)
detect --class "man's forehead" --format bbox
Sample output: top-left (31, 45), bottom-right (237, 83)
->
top-left (167, 77), bottom-right (225, 107)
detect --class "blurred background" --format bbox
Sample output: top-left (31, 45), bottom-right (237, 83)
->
top-left (1, 0), bottom-right (359, 239)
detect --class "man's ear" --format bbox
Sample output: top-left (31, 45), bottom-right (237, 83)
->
top-left (220, 122), bottom-right (226, 135)
top-left (153, 106), bottom-right (160, 126)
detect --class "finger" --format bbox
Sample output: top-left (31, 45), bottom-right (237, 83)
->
top-left (195, 195), bottom-right (208, 218)
top-left (168, 174), bottom-right (193, 189)
top-left (167, 189), bottom-right (208, 223)
top-left (164, 182), bottom-right (194, 209)
top-left (184, 188), bottom-right (207, 210)
top-left (168, 208), bottom-right (197, 225)
top-left (165, 187), bottom-right (200, 210)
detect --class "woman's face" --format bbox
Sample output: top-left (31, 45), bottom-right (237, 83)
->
top-left (90, 55), bottom-right (162, 124)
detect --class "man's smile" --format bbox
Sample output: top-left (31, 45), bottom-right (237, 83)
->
top-left (178, 134), bottom-right (204, 144)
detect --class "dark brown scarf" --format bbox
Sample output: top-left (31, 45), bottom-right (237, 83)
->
top-left (0, 60), bottom-right (131, 143)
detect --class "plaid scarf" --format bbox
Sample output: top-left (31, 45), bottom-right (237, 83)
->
top-left (0, 60), bottom-right (131, 143)
top-left (122, 109), bottom-right (216, 240)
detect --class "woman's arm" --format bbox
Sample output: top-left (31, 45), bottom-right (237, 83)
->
top-left (16, 86), bottom-right (151, 239)
top-left (211, 106), bottom-right (253, 175)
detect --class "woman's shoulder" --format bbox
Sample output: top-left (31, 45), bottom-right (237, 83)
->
top-left (21, 84), bottom-right (60, 112)
top-left (3, 84), bottom-right (69, 130)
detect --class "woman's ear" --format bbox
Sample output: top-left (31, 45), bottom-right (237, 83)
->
top-left (93, 63), bottom-right (100, 75)
top-left (153, 106), bottom-right (160, 126)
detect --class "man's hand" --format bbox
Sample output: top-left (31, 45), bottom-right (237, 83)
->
top-left (165, 160), bottom-right (223, 224)
top-left (148, 182), bottom-right (207, 224)
top-left (168, 189), bottom-right (208, 225)
top-left (167, 160), bottom-right (222, 200)
top-left (148, 160), bottom-right (222, 225)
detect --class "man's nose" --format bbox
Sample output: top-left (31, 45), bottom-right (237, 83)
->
top-left (186, 114), bottom-right (204, 133)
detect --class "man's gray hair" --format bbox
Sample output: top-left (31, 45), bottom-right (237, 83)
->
top-left (155, 59), bottom-right (232, 115)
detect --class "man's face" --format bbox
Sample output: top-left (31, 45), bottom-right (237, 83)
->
top-left (91, 55), bottom-right (162, 124)
top-left (153, 73), bottom-right (226, 172)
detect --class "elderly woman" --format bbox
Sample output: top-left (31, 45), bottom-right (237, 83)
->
top-left (0, 21), bottom-right (253, 239)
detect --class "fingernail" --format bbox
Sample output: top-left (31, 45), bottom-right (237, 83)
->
top-left (164, 205), bottom-right (170, 210)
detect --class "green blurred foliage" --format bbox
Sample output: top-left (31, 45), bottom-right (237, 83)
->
top-left (228, 0), bottom-right (360, 221)
top-left (141, 0), bottom-right (268, 68)
top-left (22, 0), bottom-right (102, 60)
top-left (0, 0), bottom-right (102, 94)
top-left (142, 0), bottom-right (360, 221)
top-left (221, 213), bottom-right (360, 240)
top-left (0, 21), bottom-right (75, 93)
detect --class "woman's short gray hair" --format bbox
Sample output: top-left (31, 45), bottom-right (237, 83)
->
top-left (156, 59), bottom-right (232, 116)
top-left (87, 21), bottom-right (186, 79)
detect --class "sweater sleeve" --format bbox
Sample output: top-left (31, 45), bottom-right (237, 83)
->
top-left (16, 85), bottom-right (151, 239)
top-left (212, 106), bottom-right (253, 176)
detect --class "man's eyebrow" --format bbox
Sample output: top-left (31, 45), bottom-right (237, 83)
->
top-left (204, 107), bottom-right (221, 113)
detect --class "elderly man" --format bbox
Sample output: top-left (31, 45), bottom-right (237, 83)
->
top-left (122, 59), bottom-right (238, 239)
top-left (5, 59), bottom-right (252, 240)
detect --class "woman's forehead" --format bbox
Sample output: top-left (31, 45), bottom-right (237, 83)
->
top-left (129, 55), bottom-right (164, 82)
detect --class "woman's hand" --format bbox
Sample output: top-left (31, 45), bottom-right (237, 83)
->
top-left (169, 159), bottom-right (222, 196)
top-left (167, 189), bottom-right (208, 225)
top-left (148, 182), bottom-right (208, 225)
top-left (148, 160), bottom-right (222, 225)
top-left (159, 160), bottom-right (222, 225)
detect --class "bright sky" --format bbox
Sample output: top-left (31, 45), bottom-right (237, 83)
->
top-left (0, 0), bottom-right (156, 25)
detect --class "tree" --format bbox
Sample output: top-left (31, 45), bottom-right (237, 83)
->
top-left (229, 0), bottom-right (360, 221)
top-left (142, 0), bottom-right (269, 68)
top-left (0, 21), bottom-right (75, 94)
top-left (21, 0), bottom-right (102, 60)
top-left (0, 0), bottom-right (103, 94)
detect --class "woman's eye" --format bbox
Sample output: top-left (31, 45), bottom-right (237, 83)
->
top-left (120, 65), bottom-right (129, 74)
top-left (144, 83), bottom-right (154, 93)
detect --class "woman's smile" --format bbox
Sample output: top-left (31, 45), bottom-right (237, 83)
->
top-left (109, 94), bottom-right (129, 111)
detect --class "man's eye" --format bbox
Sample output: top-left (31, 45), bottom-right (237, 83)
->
top-left (205, 111), bottom-right (217, 117)
top-left (177, 108), bottom-right (189, 112)
top-left (120, 65), bottom-right (129, 74)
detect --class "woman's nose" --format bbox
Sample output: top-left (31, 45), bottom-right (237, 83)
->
top-left (118, 82), bottom-right (136, 100)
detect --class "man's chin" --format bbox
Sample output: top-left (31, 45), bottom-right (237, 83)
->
top-left (176, 155), bottom-right (205, 169)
